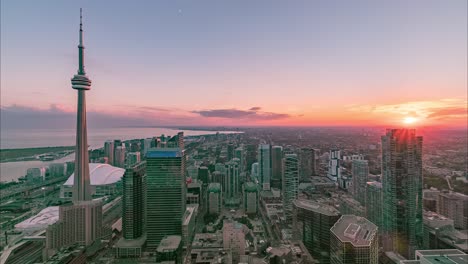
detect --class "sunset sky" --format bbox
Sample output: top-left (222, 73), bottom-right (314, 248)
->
top-left (1, 0), bottom-right (466, 128)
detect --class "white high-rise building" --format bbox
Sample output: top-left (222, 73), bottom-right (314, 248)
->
top-left (258, 144), bottom-right (272, 190)
top-left (251, 162), bottom-right (259, 181)
top-left (104, 140), bottom-right (114, 165)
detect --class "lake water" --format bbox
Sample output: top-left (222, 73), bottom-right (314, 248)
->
top-left (0, 127), bottom-right (239, 182)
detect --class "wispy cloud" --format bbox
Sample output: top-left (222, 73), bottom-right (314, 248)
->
top-left (0, 104), bottom-right (198, 129)
top-left (193, 107), bottom-right (290, 120)
top-left (348, 98), bottom-right (466, 116)
top-left (427, 107), bottom-right (467, 119)
top-left (346, 98), bottom-right (467, 125)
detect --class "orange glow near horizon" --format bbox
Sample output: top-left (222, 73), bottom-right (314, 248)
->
top-left (1, 98), bottom-right (466, 128)
top-left (403, 117), bottom-right (418, 124)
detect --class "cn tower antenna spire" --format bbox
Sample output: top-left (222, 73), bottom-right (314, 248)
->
top-left (78, 8), bottom-right (85, 75)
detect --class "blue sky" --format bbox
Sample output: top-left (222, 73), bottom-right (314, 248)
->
top-left (1, 0), bottom-right (466, 127)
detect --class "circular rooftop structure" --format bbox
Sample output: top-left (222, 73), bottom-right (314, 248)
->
top-left (64, 163), bottom-right (125, 186)
top-left (244, 182), bottom-right (257, 192)
top-left (208, 183), bottom-right (222, 192)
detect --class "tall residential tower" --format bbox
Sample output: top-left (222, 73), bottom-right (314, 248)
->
top-left (282, 153), bottom-right (299, 223)
top-left (381, 129), bottom-right (423, 259)
top-left (258, 144), bottom-right (272, 190)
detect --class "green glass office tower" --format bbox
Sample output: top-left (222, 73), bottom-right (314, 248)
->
top-left (122, 161), bottom-right (146, 239)
top-left (258, 144), bottom-right (272, 190)
top-left (381, 129), bottom-right (423, 259)
top-left (271, 146), bottom-right (283, 189)
top-left (293, 200), bottom-right (341, 263)
top-left (366, 181), bottom-right (383, 230)
top-left (282, 154), bottom-right (299, 223)
top-left (146, 148), bottom-right (185, 249)
top-left (352, 160), bottom-right (369, 205)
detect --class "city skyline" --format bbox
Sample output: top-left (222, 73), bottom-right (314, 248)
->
top-left (1, 1), bottom-right (467, 128)
top-left (1, 4), bottom-right (467, 263)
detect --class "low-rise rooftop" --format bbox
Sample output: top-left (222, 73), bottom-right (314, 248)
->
top-left (293, 199), bottom-right (340, 216)
top-left (183, 204), bottom-right (199, 226)
top-left (156, 235), bottom-right (181, 253)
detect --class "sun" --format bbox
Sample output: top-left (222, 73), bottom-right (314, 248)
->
top-left (403, 116), bottom-right (418, 124)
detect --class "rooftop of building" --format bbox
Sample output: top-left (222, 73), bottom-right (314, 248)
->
top-left (146, 148), bottom-right (182, 158)
top-left (424, 210), bottom-right (454, 229)
top-left (367, 181), bottom-right (382, 188)
top-left (384, 251), bottom-right (407, 263)
top-left (293, 199), bottom-right (340, 216)
top-left (330, 215), bottom-right (378, 247)
top-left (416, 249), bottom-right (466, 256)
top-left (208, 183), bottom-right (221, 192)
top-left (64, 163), bottom-right (124, 186)
top-left (191, 248), bottom-right (232, 263)
top-left (310, 176), bottom-right (335, 185)
top-left (414, 249), bottom-right (467, 264)
top-left (183, 204), bottom-right (199, 226)
top-left (15, 206), bottom-right (59, 230)
top-left (439, 191), bottom-right (468, 200)
top-left (298, 183), bottom-right (313, 190)
top-left (244, 182), bottom-right (257, 192)
top-left (267, 245), bottom-right (291, 257)
top-left (192, 232), bottom-right (224, 249)
top-left (156, 235), bottom-right (181, 252)
top-left (260, 188), bottom-right (281, 198)
top-left (188, 181), bottom-right (202, 188)
top-left (115, 233), bottom-right (147, 248)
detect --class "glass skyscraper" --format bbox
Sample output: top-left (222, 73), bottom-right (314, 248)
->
top-left (122, 161), bottom-right (146, 239)
top-left (271, 146), bottom-right (283, 189)
top-left (293, 200), bottom-right (341, 263)
top-left (381, 129), bottom-right (423, 259)
top-left (282, 153), bottom-right (299, 223)
top-left (351, 159), bottom-right (369, 205)
top-left (366, 181), bottom-right (383, 231)
top-left (258, 144), bottom-right (272, 190)
top-left (146, 148), bottom-right (185, 249)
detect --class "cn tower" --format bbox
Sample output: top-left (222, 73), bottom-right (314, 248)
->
top-left (71, 8), bottom-right (92, 202)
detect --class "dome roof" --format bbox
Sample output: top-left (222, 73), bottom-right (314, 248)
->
top-left (64, 163), bottom-right (125, 186)
top-left (208, 183), bottom-right (221, 192)
top-left (244, 182), bottom-right (257, 192)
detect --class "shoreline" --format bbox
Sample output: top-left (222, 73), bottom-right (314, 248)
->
top-left (1, 146), bottom-right (75, 163)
